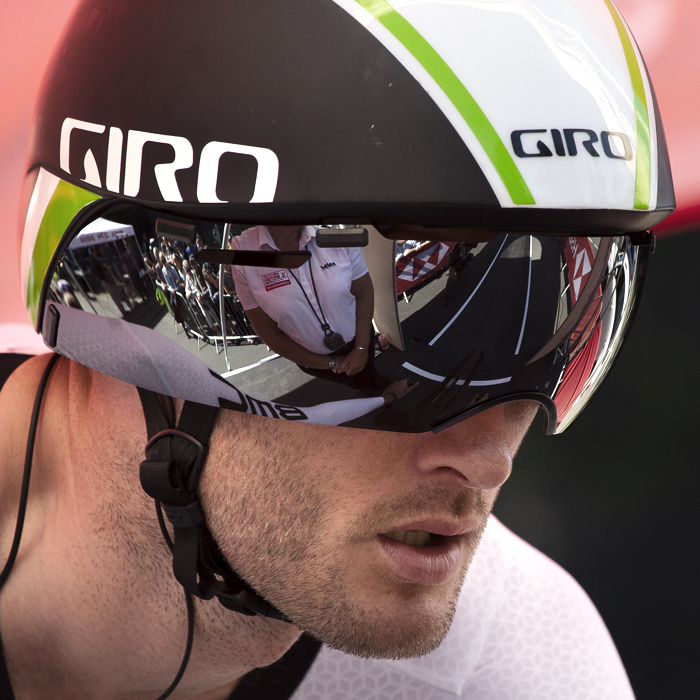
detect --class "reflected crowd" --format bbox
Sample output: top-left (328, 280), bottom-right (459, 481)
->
top-left (50, 224), bottom-right (257, 348)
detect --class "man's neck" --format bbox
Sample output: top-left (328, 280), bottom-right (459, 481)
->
top-left (0, 357), bottom-right (300, 699)
top-left (267, 226), bottom-right (303, 251)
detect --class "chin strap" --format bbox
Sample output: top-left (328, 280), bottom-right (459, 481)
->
top-left (137, 388), bottom-right (288, 621)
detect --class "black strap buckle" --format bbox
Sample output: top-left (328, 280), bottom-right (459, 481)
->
top-left (629, 230), bottom-right (656, 252)
top-left (162, 500), bottom-right (205, 528)
top-left (216, 584), bottom-right (288, 620)
top-left (145, 428), bottom-right (206, 492)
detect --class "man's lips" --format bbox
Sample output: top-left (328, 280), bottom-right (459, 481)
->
top-left (380, 518), bottom-right (480, 539)
top-left (374, 518), bottom-right (481, 585)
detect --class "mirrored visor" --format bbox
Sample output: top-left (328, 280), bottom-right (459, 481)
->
top-left (33, 191), bottom-right (649, 435)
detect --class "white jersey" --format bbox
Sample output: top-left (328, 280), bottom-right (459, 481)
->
top-left (291, 516), bottom-right (634, 700)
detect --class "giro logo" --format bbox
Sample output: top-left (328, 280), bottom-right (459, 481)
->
top-left (511, 129), bottom-right (633, 161)
top-left (59, 117), bottom-right (279, 203)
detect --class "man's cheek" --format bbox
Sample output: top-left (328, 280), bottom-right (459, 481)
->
top-left (503, 401), bottom-right (540, 455)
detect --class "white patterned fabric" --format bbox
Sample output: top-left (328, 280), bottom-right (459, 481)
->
top-left (291, 516), bottom-right (634, 699)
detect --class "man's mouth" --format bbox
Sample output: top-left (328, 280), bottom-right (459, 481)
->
top-left (382, 530), bottom-right (433, 547)
top-left (376, 529), bottom-right (463, 584)
top-left (382, 530), bottom-right (442, 548)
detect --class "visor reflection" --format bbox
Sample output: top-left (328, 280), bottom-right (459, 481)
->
top-left (44, 211), bottom-right (642, 434)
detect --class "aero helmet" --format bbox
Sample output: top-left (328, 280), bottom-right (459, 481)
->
top-left (19, 0), bottom-right (674, 435)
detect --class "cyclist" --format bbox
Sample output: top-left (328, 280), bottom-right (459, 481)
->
top-left (0, 0), bottom-right (674, 698)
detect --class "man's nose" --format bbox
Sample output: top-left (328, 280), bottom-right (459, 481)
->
top-left (408, 406), bottom-right (513, 491)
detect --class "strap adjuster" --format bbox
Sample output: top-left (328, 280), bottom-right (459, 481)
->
top-left (145, 429), bottom-right (206, 492)
top-left (162, 500), bottom-right (205, 528)
top-left (629, 230), bottom-right (656, 252)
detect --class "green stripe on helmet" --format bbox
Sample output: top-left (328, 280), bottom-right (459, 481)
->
top-left (604, 0), bottom-right (651, 211)
top-left (27, 180), bottom-right (101, 325)
top-left (354, 0), bottom-right (536, 206)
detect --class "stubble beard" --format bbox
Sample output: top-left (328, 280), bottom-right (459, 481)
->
top-left (295, 489), bottom-right (488, 659)
top-left (203, 443), bottom-right (492, 660)
top-left (281, 519), bottom-right (487, 660)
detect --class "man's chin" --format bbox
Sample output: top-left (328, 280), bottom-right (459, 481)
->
top-left (286, 592), bottom-right (459, 660)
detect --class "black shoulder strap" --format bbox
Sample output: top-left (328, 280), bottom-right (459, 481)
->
top-left (0, 354), bottom-right (32, 392)
top-left (231, 635), bottom-right (322, 700)
top-left (0, 630), bottom-right (16, 700)
top-left (137, 389), bottom-right (287, 621)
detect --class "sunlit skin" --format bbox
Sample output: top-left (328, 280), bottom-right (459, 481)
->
top-left (202, 399), bottom-right (537, 658)
top-left (0, 355), bottom-right (538, 699)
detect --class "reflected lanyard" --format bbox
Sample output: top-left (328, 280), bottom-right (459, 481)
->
top-left (288, 252), bottom-right (336, 339)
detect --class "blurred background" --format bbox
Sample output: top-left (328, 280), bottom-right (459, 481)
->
top-left (0, 1), bottom-right (698, 697)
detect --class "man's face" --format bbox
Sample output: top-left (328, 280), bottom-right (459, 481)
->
top-left (200, 401), bottom-right (538, 659)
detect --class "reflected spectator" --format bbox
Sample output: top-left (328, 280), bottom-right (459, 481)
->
top-left (394, 239), bottom-right (433, 261)
top-left (143, 255), bottom-right (157, 289)
top-left (154, 262), bottom-right (165, 286)
top-left (143, 255), bottom-right (156, 276)
top-left (443, 242), bottom-right (475, 306)
top-left (186, 238), bottom-right (200, 259)
top-left (183, 258), bottom-right (218, 329)
top-left (201, 263), bottom-right (220, 306)
top-left (160, 241), bottom-right (176, 263)
top-left (158, 252), bottom-right (185, 324)
top-left (172, 254), bottom-right (186, 283)
top-left (231, 225), bottom-right (389, 395)
top-left (159, 253), bottom-right (184, 293)
top-left (57, 278), bottom-right (82, 310)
